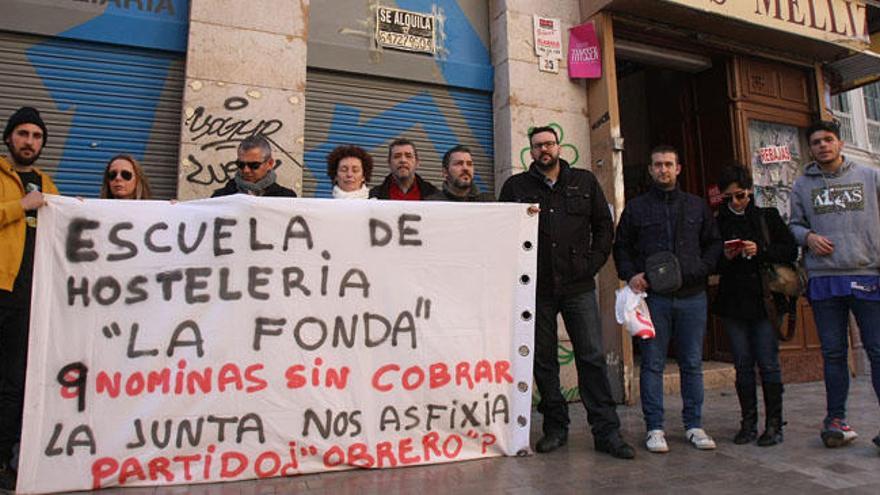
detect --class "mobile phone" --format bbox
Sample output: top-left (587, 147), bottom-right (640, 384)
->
top-left (724, 239), bottom-right (744, 250)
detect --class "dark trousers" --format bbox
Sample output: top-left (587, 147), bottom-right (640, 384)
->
top-left (722, 317), bottom-right (782, 385)
top-left (0, 305), bottom-right (29, 465)
top-left (534, 290), bottom-right (621, 438)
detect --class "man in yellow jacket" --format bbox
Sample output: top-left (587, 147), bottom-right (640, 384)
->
top-left (0, 106), bottom-right (57, 489)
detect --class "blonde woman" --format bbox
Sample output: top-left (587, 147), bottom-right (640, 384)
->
top-left (100, 154), bottom-right (152, 199)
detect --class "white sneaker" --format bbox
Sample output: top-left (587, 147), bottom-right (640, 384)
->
top-left (645, 429), bottom-right (669, 453)
top-left (686, 428), bottom-right (717, 450)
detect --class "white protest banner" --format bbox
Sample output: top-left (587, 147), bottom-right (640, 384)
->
top-left (18, 196), bottom-right (537, 493)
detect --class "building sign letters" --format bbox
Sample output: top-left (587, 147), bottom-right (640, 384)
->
top-left (665, 0), bottom-right (870, 50)
top-left (376, 6), bottom-right (436, 54)
top-left (758, 145), bottom-right (793, 164)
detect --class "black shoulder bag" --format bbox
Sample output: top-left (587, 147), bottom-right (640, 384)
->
top-left (644, 200), bottom-right (684, 294)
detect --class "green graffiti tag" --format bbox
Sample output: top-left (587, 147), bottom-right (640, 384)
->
top-left (519, 122), bottom-right (580, 172)
top-left (531, 342), bottom-right (581, 405)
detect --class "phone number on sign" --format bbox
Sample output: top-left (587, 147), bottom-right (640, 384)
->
top-left (378, 31), bottom-right (434, 52)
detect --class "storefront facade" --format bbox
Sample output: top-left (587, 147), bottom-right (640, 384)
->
top-left (4, 1), bottom-right (878, 403)
top-left (576, 0), bottom-right (879, 399)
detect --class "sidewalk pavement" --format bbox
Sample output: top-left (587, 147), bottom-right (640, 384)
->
top-left (76, 379), bottom-right (880, 495)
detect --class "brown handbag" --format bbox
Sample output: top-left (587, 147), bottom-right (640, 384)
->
top-left (757, 212), bottom-right (803, 341)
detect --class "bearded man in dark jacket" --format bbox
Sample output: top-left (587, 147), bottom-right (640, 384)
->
top-left (369, 138), bottom-right (437, 200)
top-left (500, 126), bottom-right (634, 460)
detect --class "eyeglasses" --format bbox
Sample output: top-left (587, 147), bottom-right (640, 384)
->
top-left (531, 141), bottom-right (558, 150)
top-left (236, 160), bottom-right (265, 170)
top-left (107, 170), bottom-right (134, 181)
top-left (724, 191), bottom-right (749, 201)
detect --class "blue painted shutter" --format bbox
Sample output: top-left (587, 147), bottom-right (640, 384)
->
top-left (302, 69), bottom-right (495, 198)
top-left (0, 31), bottom-right (184, 199)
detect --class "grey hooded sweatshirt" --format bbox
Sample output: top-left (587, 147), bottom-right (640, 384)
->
top-left (789, 157), bottom-right (880, 278)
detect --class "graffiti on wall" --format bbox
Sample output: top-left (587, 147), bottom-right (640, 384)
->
top-left (183, 96), bottom-right (300, 187)
top-left (177, 83), bottom-right (304, 199)
top-left (531, 343), bottom-right (580, 405)
top-left (518, 122), bottom-right (580, 171)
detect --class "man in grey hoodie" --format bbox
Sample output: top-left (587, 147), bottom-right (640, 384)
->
top-left (789, 120), bottom-right (880, 452)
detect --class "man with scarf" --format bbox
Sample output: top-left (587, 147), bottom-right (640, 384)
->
top-left (212, 135), bottom-right (297, 197)
top-left (499, 126), bottom-right (634, 460)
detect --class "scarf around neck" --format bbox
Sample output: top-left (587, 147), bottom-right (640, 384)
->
top-left (234, 169), bottom-right (277, 195)
top-left (332, 184), bottom-right (369, 199)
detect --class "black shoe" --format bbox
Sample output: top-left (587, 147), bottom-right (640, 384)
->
top-left (872, 433), bottom-right (879, 452)
top-left (535, 433), bottom-right (568, 453)
top-left (595, 434), bottom-right (636, 460)
top-left (734, 381), bottom-right (758, 445)
top-left (0, 463), bottom-right (16, 491)
top-left (733, 427), bottom-right (757, 445)
top-left (757, 425), bottom-right (784, 446)
top-left (758, 382), bottom-right (784, 447)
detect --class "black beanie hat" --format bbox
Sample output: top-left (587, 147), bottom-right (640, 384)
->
top-left (3, 106), bottom-right (48, 145)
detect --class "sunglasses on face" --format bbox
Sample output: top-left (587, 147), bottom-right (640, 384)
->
top-left (724, 191), bottom-right (749, 201)
top-left (107, 170), bottom-right (134, 181)
top-left (236, 160), bottom-right (265, 171)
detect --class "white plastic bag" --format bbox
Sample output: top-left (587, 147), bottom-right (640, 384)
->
top-left (614, 286), bottom-right (656, 339)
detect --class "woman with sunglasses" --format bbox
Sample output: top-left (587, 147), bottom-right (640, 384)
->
top-left (326, 145), bottom-right (373, 199)
top-left (100, 154), bottom-right (152, 200)
top-left (713, 164), bottom-right (797, 447)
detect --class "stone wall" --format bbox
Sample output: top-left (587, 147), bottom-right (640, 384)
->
top-left (177, 0), bottom-right (309, 199)
top-left (490, 0), bottom-right (592, 189)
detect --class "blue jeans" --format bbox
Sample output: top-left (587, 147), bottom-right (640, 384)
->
top-left (641, 292), bottom-right (708, 431)
top-left (810, 296), bottom-right (880, 421)
top-left (534, 290), bottom-right (621, 438)
top-left (722, 317), bottom-right (782, 386)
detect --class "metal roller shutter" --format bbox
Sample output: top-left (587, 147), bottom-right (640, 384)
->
top-left (0, 31), bottom-right (184, 199)
top-left (302, 69), bottom-right (494, 198)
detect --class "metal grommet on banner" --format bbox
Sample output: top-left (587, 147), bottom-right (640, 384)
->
top-left (521, 310), bottom-right (532, 321)
top-left (517, 415), bottom-right (528, 427)
top-left (518, 345), bottom-right (530, 357)
top-left (522, 240), bottom-right (533, 251)
top-left (519, 274), bottom-right (530, 285)
top-left (517, 381), bottom-right (529, 393)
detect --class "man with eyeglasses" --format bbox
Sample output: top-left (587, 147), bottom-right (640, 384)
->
top-left (0, 106), bottom-right (58, 489)
top-left (369, 138), bottom-right (438, 200)
top-left (212, 134), bottom-right (296, 197)
top-left (613, 145), bottom-right (722, 454)
top-left (499, 126), bottom-right (634, 460)
top-left (789, 120), bottom-right (880, 452)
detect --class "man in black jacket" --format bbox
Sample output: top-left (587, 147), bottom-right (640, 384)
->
top-left (426, 145), bottom-right (494, 202)
top-left (613, 145), bottom-right (722, 453)
top-left (500, 126), bottom-right (634, 459)
top-left (212, 135), bottom-right (297, 197)
top-left (369, 138), bottom-right (438, 200)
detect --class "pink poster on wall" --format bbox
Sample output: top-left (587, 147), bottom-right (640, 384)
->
top-left (568, 22), bottom-right (601, 79)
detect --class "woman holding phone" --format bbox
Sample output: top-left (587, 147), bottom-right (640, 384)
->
top-left (713, 164), bottom-right (797, 447)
